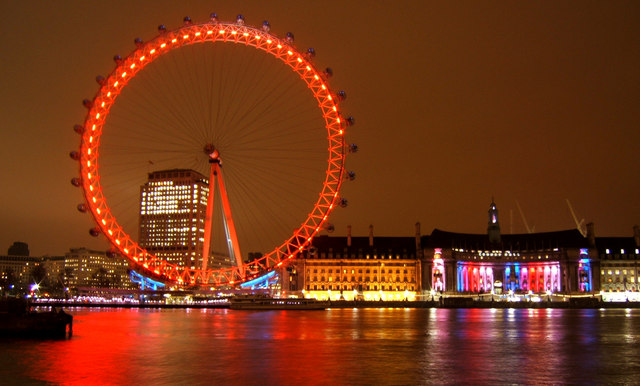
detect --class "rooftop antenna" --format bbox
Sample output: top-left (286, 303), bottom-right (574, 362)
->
top-left (566, 199), bottom-right (586, 237)
top-left (515, 200), bottom-right (535, 233)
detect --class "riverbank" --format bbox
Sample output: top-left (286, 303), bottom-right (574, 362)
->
top-left (33, 298), bottom-right (640, 310)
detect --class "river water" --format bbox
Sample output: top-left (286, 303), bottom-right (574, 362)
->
top-left (1, 307), bottom-right (639, 385)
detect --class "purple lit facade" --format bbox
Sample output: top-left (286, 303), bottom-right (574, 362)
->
top-left (421, 202), bottom-right (599, 295)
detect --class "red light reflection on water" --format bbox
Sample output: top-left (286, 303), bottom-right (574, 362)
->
top-left (3, 307), bottom-right (639, 385)
top-left (32, 309), bottom-right (154, 384)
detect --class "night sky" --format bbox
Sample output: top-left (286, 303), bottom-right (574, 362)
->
top-left (1, 1), bottom-right (639, 256)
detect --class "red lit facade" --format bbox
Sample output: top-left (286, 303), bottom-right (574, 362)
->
top-left (420, 201), bottom-right (600, 295)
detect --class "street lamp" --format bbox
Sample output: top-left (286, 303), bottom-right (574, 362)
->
top-left (29, 283), bottom-right (40, 298)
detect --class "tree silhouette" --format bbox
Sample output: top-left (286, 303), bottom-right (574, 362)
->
top-left (92, 267), bottom-right (111, 288)
top-left (0, 268), bottom-right (17, 295)
top-left (30, 264), bottom-right (47, 287)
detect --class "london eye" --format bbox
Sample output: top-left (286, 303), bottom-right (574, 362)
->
top-left (70, 14), bottom-right (354, 287)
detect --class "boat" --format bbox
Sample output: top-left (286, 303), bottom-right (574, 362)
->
top-left (229, 296), bottom-right (330, 310)
top-left (0, 298), bottom-right (73, 339)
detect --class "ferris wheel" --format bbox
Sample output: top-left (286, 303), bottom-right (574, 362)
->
top-left (70, 14), bottom-right (356, 287)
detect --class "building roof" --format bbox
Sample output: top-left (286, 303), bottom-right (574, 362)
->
top-left (594, 237), bottom-right (638, 252)
top-left (147, 169), bottom-right (206, 180)
top-left (311, 235), bottom-right (417, 252)
top-left (423, 228), bottom-right (589, 251)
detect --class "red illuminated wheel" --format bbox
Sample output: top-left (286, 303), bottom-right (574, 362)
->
top-left (73, 15), bottom-right (349, 287)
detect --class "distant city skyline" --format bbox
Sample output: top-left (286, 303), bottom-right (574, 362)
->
top-left (1, 1), bottom-right (639, 256)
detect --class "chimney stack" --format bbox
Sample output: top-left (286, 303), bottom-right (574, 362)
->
top-left (586, 222), bottom-right (596, 247)
top-left (347, 225), bottom-right (352, 247)
top-left (415, 222), bottom-right (421, 251)
top-left (369, 224), bottom-right (374, 247)
top-left (634, 225), bottom-right (640, 247)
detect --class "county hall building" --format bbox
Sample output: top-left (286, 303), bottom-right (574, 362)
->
top-left (290, 200), bottom-right (602, 299)
top-left (420, 200), bottom-right (599, 295)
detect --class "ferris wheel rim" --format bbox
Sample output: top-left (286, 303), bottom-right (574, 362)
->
top-left (77, 19), bottom-right (347, 287)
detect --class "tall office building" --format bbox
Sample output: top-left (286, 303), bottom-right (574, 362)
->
top-left (138, 169), bottom-right (210, 269)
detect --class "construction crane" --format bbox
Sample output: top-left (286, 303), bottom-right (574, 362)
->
top-left (566, 199), bottom-right (587, 237)
top-left (515, 200), bottom-right (535, 234)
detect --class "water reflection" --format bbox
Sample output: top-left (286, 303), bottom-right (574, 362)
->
top-left (1, 308), bottom-right (640, 384)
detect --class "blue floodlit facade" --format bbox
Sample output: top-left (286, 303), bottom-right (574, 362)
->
top-left (240, 271), bottom-right (277, 289)
top-left (130, 270), bottom-right (166, 291)
top-left (422, 201), bottom-right (599, 295)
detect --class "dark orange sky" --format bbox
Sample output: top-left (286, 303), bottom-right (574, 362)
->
top-left (1, 1), bottom-right (639, 256)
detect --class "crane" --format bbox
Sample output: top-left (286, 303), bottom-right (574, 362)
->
top-left (515, 200), bottom-right (535, 234)
top-left (566, 199), bottom-right (587, 237)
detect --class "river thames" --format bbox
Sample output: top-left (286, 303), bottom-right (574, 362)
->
top-left (2, 307), bottom-right (639, 385)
